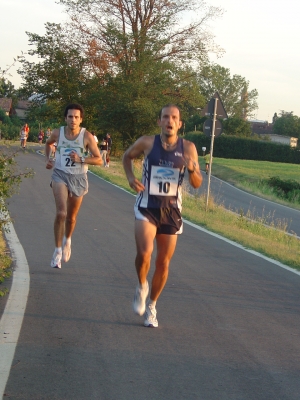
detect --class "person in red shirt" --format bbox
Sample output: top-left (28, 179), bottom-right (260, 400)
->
top-left (20, 123), bottom-right (30, 148)
top-left (38, 130), bottom-right (44, 145)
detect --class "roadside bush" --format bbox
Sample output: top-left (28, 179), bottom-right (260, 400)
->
top-left (0, 124), bottom-right (21, 140)
top-left (0, 146), bottom-right (33, 296)
top-left (0, 147), bottom-right (34, 230)
top-left (265, 176), bottom-right (300, 203)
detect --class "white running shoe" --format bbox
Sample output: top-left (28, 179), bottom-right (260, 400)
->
top-left (133, 281), bottom-right (149, 316)
top-left (144, 303), bottom-right (158, 328)
top-left (62, 237), bottom-right (71, 263)
top-left (50, 250), bottom-right (62, 269)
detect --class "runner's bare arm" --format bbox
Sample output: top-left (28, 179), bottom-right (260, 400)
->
top-left (183, 140), bottom-right (203, 189)
top-left (45, 129), bottom-right (59, 169)
top-left (71, 131), bottom-right (103, 165)
top-left (122, 136), bottom-right (154, 193)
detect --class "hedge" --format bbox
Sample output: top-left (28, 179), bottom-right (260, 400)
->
top-left (185, 132), bottom-right (300, 164)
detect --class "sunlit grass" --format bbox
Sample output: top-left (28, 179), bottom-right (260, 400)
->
top-left (211, 158), bottom-right (300, 209)
top-left (0, 234), bottom-right (12, 297)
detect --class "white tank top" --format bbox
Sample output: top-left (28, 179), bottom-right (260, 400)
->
top-left (54, 127), bottom-right (88, 175)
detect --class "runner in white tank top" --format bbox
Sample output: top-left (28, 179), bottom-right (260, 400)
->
top-left (54, 126), bottom-right (88, 175)
top-left (45, 103), bottom-right (102, 269)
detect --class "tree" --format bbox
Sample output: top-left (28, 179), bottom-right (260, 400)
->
top-left (18, 24), bottom-right (91, 110)
top-left (0, 78), bottom-right (16, 98)
top-left (272, 111), bottom-right (300, 138)
top-left (94, 62), bottom-right (205, 145)
top-left (198, 63), bottom-right (258, 119)
top-left (0, 108), bottom-right (11, 125)
top-left (59, 0), bottom-right (223, 70)
top-left (222, 116), bottom-right (252, 137)
top-left (19, 1), bottom-right (223, 146)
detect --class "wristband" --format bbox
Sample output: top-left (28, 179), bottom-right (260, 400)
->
top-left (80, 156), bottom-right (85, 163)
top-left (187, 162), bottom-right (196, 174)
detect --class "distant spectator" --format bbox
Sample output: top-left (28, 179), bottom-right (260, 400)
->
top-left (20, 123), bottom-right (29, 149)
top-left (106, 133), bottom-right (112, 167)
top-left (99, 136), bottom-right (108, 167)
top-left (38, 130), bottom-right (45, 145)
top-left (204, 151), bottom-right (211, 175)
top-left (46, 128), bottom-right (52, 139)
top-left (91, 131), bottom-right (98, 144)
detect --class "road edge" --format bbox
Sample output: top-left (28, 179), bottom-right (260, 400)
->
top-left (0, 221), bottom-right (30, 398)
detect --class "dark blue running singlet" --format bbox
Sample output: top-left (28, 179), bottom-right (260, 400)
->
top-left (135, 135), bottom-right (186, 209)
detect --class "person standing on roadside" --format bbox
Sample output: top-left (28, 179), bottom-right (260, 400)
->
top-left (100, 136), bottom-right (108, 167)
top-left (46, 128), bottom-right (55, 156)
top-left (122, 104), bottom-right (203, 328)
top-left (105, 133), bottom-right (112, 167)
top-left (38, 129), bottom-right (44, 145)
top-left (204, 151), bottom-right (211, 175)
top-left (46, 127), bottom-right (52, 140)
top-left (45, 103), bottom-right (102, 269)
top-left (20, 123), bottom-right (29, 148)
top-left (91, 131), bottom-right (98, 144)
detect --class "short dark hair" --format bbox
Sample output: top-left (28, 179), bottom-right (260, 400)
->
top-left (64, 103), bottom-right (84, 118)
top-left (159, 104), bottom-right (181, 120)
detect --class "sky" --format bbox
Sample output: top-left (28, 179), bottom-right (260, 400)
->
top-left (1, 0), bottom-right (299, 122)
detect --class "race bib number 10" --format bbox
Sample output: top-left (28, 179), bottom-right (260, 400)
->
top-left (149, 166), bottom-right (179, 196)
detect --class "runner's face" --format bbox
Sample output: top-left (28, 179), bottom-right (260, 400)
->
top-left (65, 109), bottom-right (82, 131)
top-left (158, 107), bottom-right (182, 137)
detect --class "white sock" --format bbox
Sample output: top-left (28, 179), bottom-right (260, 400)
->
top-left (140, 281), bottom-right (148, 289)
top-left (55, 247), bottom-right (62, 254)
top-left (64, 237), bottom-right (71, 245)
top-left (148, 299), bottom-right (156, 307)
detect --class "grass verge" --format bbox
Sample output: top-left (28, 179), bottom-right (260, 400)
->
top-left (90, 158), bottom-right (300, 271)
top-left (0, 232), bottom-right (12, 297)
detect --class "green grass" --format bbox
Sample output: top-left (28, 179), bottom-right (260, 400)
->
top-left (90, 157), bottom-right (300, 271)
top-left (0, 234), bottom-right (12, 297)
top-left (211, 158), bottom-right (300, 182)
top-left (211, 158), bottom-right (300, 209)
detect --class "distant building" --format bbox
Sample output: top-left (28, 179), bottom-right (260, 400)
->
top-left (249, 118), bottom-right (298, 147)
top-left (0, 97), bottom-right (13, 116)
top-left (14, 100), bottom-right (31, 120)
top-left (250, 119), bottom-right (273, 135)
top-left (268, 134), bottom-right (298, 147)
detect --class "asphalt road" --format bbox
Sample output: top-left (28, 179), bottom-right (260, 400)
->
top-left (1, 149), bottom-right (300, 399)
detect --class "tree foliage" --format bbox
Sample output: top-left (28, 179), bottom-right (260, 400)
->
top-left (18, 24), bottom-right (90, 109)
top-left (95, 63), bottom-right (205, 144)
top-left (17, 1), bottom-right (223, 145)
top-left (59, 0), bottom-right (223, 69)
top-left (222, 116), bottom-right (252, 137)
top-left (0, 78), bottom-right (16, 98)
top-left (0, 147), bottom-right (33, 230)
top-left (198, 63), bottom-right (258, 119)
top-left (272, 111), bottom-right (300, 138)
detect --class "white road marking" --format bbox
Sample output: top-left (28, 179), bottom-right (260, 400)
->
top-left (0, 222), bottom-right (30, 398)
